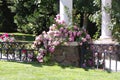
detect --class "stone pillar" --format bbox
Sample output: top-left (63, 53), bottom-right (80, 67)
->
top-left (60, 0), bottom-right (73, 25)
top-left (100, 0), bottom-right (112, 39)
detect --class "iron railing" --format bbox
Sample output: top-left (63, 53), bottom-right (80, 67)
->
top-left (81, 43), bottom-right (120, 72)
top-left (0, 42), bottom-right (38, 62)
top-left (0, 42), bottom-right (120, 72)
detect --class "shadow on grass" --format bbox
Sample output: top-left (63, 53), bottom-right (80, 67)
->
top-left (81, 66), bottom-right (112, 73)
top-left (4, 60), bottom-right (112, 73)
top-left (6, 60), bottom-right (79, 69)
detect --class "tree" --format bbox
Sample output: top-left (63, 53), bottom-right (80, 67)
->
top-left (0, 0), bottom-right (17, 32)
top-left (112, 0), bottom-right (120, 42)
top-left (13, 0), bottom-right (59, 35)
top-left (88, 0), bottom-right (101, 39)
top-left (73, 0), bottom-right (100, 37)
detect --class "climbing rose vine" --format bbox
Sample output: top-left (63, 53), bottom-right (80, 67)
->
top-left (33, 14), bottom-right (91, 62)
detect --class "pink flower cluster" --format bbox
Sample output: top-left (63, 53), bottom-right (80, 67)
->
top-left (0, 33), bottom-right (15, 42)
top-left (33, 14), bottom-right (91, 62)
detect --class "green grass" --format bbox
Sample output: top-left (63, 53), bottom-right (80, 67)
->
top-left (0, 61), bottom-right (120, 80)
top-left (0, 32), bottom-right (35, 42)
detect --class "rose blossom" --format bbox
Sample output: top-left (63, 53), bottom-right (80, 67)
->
top-left (82, 38), bottom-right (87, 42)
top-left (35, 35), bottom-right (42, 41)
top-left (56, 14), bottom-right (60, 19)
top-left (77, 31), bottom-right (81, 36)
top-left (59, 27), bottom-right (64, 32)
top-left (69, 37), bottom-right (74, 42)
top-left (64, 33), bottom-right (68, 37)
top-left (60, 20), bottom-right (65, 24)
top-left (63, 28), bottom-right (68, 33)
top-left (79, 42), bottom-right (83, 46)
top-left (48, 46), bottom-right (55, 53)
top-left (37, 54), bottom-right (43, 62)
top-left (52, 41), bottom-right (60, 46)
top-left (73, 31), bottom-right (77, 37)
top-left (47, 31), bottom-right (54, 36)
top-left (86, 34), bottom-right (91, 39)
top-left (28, 54), bottom-right (33, 58)
top-left (73, 25), bottom-right (79, 30)
top-left (68, 31), bottom-right (73, 35)
top-left (54, 31), bottom-right (61, 37)
top-left (3, 33), bottom-right (9, 37)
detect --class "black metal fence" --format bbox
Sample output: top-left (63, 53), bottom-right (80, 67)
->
top-left (80, 43), bottom-right (120, 72)
top-left (0, 42), bottom-right (38, 62)
top-left (0, 42), bottom-right (120, 72)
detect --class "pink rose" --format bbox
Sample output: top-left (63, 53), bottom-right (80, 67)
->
top-left (82, 38), bottom-right (87, 42)
top-left (86, 34), bottom-right (91, 39)
top-left (22, 50), bottom-right (27, 53)
top-left (77, 31), bottom-right (81, 36)
top-left (49, 46), bottom-right (55, 53)
top-left (73, 31), bottom-right (77, 37)
top-left (73, 25), bottom-right (78, 30)
top-left (3, 33), bottom-right (9, 37)
top-left (56, 14), bottom-right (60, 19)
top-left (69, 37), bottom-right (74, 42)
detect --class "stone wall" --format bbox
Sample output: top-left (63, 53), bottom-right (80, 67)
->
top-left (51, 42), bottom-right (80, 67)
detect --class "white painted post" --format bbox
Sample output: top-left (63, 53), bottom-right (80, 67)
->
top-left (60, 0), bottom-right (73, 25)
top-left (100, 0), bottom-right (112, 39)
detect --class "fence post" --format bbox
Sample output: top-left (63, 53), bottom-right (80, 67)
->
top-left (109, 52), bottom-right (111, 71)
top-left (6, 50), bottom-right (9, 60)
top-left (97, 52), bottom-right (99, 69)
top-left (19, 49), bottom-right (22, 61)
top-left (115, 52), bottom-right (118, 72)
top-left (26, 51), bottom-right (28, 61)
top-left (103, 51), bottom-right (106, 70)
top-left (0, 49), bottom-right (2, 59)
top-left (13, 50), bottom-right (15, 60)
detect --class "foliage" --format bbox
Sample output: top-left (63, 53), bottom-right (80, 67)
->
top-left (13, 0), bottom-right (58, 35)
top-left (88, 0), bottom-right (101, 39)
top-left (73, 0), bottom-right (100, 38)
top-left (73, 0), bottom-right (98, 14)
top-left (0, 0), bottom-right (17, 32)
top-left (89, 10), bottom-right (101, 39)
top-left (33, 14), bottom-right (91, 63)
top-left (89, 0), bottom-right (120, 41)
top-left (0, 33), bottom-right (15, 55)
top-left (81, 42), bottom-right (94, 68)
top-left (111, 0), bottom-right (120, 42)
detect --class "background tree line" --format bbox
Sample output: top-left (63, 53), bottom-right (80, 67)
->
top-left (0, 0), bottom-right (119, 41)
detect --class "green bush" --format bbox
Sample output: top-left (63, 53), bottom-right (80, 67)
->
top-left (0, 1), bottom-right (17, 32)
top-left (14, 0), bottom-right (58, 35)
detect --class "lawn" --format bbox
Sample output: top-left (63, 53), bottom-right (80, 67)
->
top-left (0, 61), bottom-right (120, 80)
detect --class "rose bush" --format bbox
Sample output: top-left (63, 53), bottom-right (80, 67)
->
top-left (33, 14), bottom-right (91, 62)
top-left (0, 33), bottom-right (15, 42)
top-left (0, 33), bottom-right (15, 49)
top-left (0, 33), bottom-right (16, 57)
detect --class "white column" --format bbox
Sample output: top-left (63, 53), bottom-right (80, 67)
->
top-left (60, 0), bottom-right (73, 25)
top-left (100, 0), bottom-right (112, 39)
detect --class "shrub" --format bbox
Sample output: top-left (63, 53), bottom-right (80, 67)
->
top-left (0, 33), bottom-right (15, 42)
top-left (33, 14), bottom-right (91, 63)
top-left (13, 0), bottom-right (58, 35)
